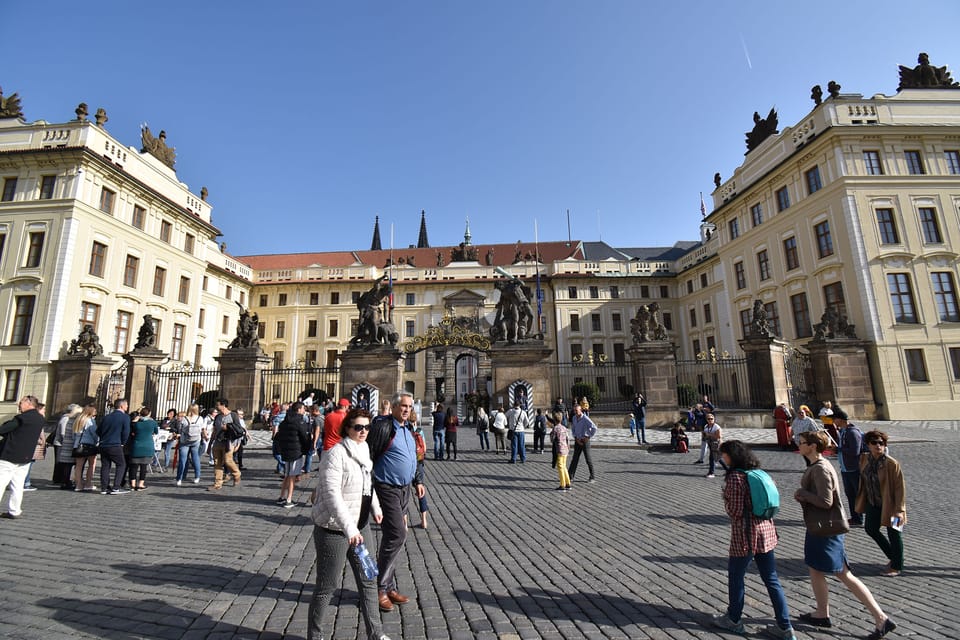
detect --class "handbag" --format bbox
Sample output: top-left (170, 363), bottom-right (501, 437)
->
top-left (802, 488), bottom-right (850, 536)
top-left (74, 443), bottom-right (99, 457)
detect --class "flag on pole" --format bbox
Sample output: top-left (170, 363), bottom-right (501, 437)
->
top-left (534, 221), bottom-right (543, 326)
top-left (388, 224), bottom-right (395, 311)
top-left (700, 192), bottom-right (707, 218)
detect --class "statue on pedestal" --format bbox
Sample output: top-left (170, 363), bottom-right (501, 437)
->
top-left (134, 315), bottom-right (158, 349)
top-left (630, 303), bottom-right (668, 344)
top-left (349, 275), bottom-right (393, 347)
top-left (229, 302), bottom-right (261, 349)
top-left (749, 300), bottom-right (773, 338)
top-left (812, 307), bottom-right (858, 341)
top-left (67, 324), bottom-right (104, 357)
top-left (490, 275), bottom-right (534, 344)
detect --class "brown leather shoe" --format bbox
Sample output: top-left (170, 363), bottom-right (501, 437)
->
top-left (378, 592), bottom-right (393, 612)
top-left (386, 590), bottom-right (409, 604)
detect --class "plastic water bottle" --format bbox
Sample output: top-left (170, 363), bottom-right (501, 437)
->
top-left (354, 542), bottom-right (379, 580)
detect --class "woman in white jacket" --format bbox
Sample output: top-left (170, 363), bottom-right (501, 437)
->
top-left (308, 408), bottom-right (389, 640)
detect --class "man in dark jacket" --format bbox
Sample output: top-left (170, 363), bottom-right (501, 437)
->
top-left (835, 408), bottom-right (864, 527)
top-left (275, 401), bottom-right (310, 508)
top-left (0, 395), bottom-right (46, 518)
top-left (368, 391), bottom-right (424, 612)
top-left (97, 398), bottom-right (131, 495)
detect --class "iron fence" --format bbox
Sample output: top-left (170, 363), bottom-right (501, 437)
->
top-left (142, 366), bottom-right (222, 413)
top-left (548, 361), bottom-right (636, 412)
top-left (94, 362), bottom-right (128, 414)
top-left (675, 356), bottom-right (755, 409)
top-left (784, 346), bottom-right (815, 411)
top-left (260, 366), bottom-right (341, 409)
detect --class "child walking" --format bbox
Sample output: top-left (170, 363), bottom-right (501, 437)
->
top-left (550, 411), bottom-right (571, 491)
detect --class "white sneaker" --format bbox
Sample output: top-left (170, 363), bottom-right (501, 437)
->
top-left (193, 477), bottom-right (201, 484)
top-left (176, 480), bottom-right (182, 487)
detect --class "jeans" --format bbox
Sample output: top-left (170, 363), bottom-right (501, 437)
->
top-left (302, 448), bottom-right (314, 473)
top-left (433, 430), bottom-right (445, 460)
top-left (177, 442), bottom-right (202, 481)
top-left (841, 470), bottom-right (862, 524)
top-left (272, 440), bottom-right (284, 473)
top-left (0, 459), bottom-right (30, 516)
top-left (510, 432), bottom-right (526, 462)
top-left (864, 503), bottom-right (904, 570)
top-left (163, 439), bottom-right (176, 468)
top-left (373, 483), bottom-right (409, 593)
top-left (99, 445), bottom-right (127, 491)
top-left (727, 550), bottom-right (792, 630)
top-left (478, 431), bottom-right (490, 450)
top-left (635, 416), bottom-right (647, 443)
top-left (568, 439), bottom-right (594, 480)
top-left (533, 430), bottom-right (545, 452)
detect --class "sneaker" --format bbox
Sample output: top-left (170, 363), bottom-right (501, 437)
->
top-left (880, 568), bottom-right (901, 577)
top-left (1, 512), bottom-right (21, 519)
top-left (110, 488), bottom-right (130, 495)
top-left (176, 480), bottom-right (182, 487)
top-left (711, 613), bottom-right (745, 634)
top-left (706, 474), bottom-right (716, 479)
top-left (22, 486), bottom-right (37, 492)
top-left (276, 497), bottom-right (287, 504)
top-left (764, 623), bottom-right (796, 639)
top-left (847, 518), bottom-right (863, 527)
top-left (694, 460), bottom-right (704, 464)
top-left (193, 477), bottom-right (201, 484)
top-left (100, 489), bottom-right (110, 495)
top-left (283, 501), bottom-right (296, 509)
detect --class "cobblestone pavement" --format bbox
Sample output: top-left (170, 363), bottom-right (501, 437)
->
top-left (1, 422), bottom-right (957, 639)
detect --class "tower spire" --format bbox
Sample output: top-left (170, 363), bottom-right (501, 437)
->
top-left (370, 215), bottom-right (382, 251)
top-left (416, 209), bottom-right (430, 248)
top-left (464, 216), bottom-right (472, 245)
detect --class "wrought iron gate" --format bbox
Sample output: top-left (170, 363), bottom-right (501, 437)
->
top-left (784, 346), bottom-right (815, 410)
top-left (143, 365), bottom-right (222, 412)
top-left (94, 362), bottom-right (128, 413)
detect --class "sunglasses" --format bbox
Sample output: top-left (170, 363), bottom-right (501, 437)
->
top-left (352, 424), bottom-right (370, 432)
top-left (868, 439), bottom-right (885, 445)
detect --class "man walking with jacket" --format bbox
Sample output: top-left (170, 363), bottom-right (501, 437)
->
top-left (0, 395), bottom-right (46, 518)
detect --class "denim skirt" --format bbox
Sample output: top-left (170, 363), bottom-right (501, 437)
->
top-left (804, 531), bottom-right (849, 573)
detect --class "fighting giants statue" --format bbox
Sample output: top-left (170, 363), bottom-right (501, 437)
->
top-left (749, 300), bottom-right (774, 338)
top-left (349, 275), bottom-right (394, 347)
top-left (811, 307), bottom-right (858, 341)
top-left (134, 315), bottom-right (158, 349)
top-left (630, 302), bottom-right (668, 344)
top-left (490, 274), bottom-right (535, 344)
top-left (67, 324), bottom-right (104, 357)
top-left (228, 302), bottom-right (261, 349)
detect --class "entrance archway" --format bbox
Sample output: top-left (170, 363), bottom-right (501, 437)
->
top-left (455, 354), bottom-right (478, 422)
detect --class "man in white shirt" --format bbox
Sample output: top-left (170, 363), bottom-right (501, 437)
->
top-left (505, 402), bottom-right (529, 463)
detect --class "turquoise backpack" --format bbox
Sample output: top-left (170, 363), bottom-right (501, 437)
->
top-left (741, 469), bottom-right (780, 519)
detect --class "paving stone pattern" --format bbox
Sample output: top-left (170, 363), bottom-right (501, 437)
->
top-left (1, 422), bottom-right (957, 639)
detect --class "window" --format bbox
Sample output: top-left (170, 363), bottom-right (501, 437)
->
top-left (589, 286), bottom-right (599, 299)
top-left (3, 370), bottom-right (21, 402)
top-left (225, 285), bottom-right (232, 300)
top-left (307, 320), bottom-right (318, 337)
top-left (273, 351), bottom-right (284, 369)
top-left (99, 187), bottom-right (116, 214)
top-left (278, 293), bottom-right (287, 306)
top-left (783, 237), bottom-right (800, 271)
top-left (729, 218), bottom-right (740, 239)
top-left (327, 349), bottom-right (338, 367)
top-left (905, 349), bottom-right (928, 382)
top-left (568, 286), bottom-right (578, 299)
top-left (132, 205), bottom-right (145, 229)
top-left (222, 316), bottom-right (230, 334)
top-left (10, 295), bottom-right (35, 345)
top-left (276, 321), bottom-right (285, 339)
top-left (805, 166), bottom-right (822, 194)
top-left (640, 285), bottom-right (649, 298)
top-left (612, 313), bottom-right (622, 332)
top-left (160, 220), bottom-right (172, 243)
top-left (700, 273), bottom-right (708, 288)
top-left (406, 292), bottom-right (415, 305)
top-left (79, 301), bottom-right (100, 334)
top-left (740, 308), bottom-right (752, 339)
top-left (751, 203), bottom-right (763, 226)
top-left (686, 280), bottom-right (694, 294)
top-left (405, 353), bottom-right (416, 372)
top-left (689, 308), bottom-right (697, 327)
top-left (309, 292), bottom-right (319, 305)
top-left (734, 261), bottom-right (746, 290)
top-left (115, 311), bottom-right (132, 353)
top-left (706, 335), bottom-right (716, 352)
top-left (950, 348), bottom-right (960, 379)
top-left (184, 233), bottom-right (195, 255)
top-left (178, 276), bottom-right (190, 304)
top-left (153, 267), bottom-right (167, 296)
top-left (202, 276), bottom-right (209, 292)
top-left (123, 255), bottom-right (139, 287)
top-left (39, 175), bottom-right (56, 199)
top-left (946, 150), bottom-right (960, 175)
top-left (791, 293), bottom-right (812, 338)
top-left (257, 322), bottom-right (265, 339)
top-left (703, 303), bottom-right (712, 324)
top-left (815, 221), bottom-right (834, 258)
top-left (775, 187), bottom-right (790, 212)
top-left (591, 314), bottom-right (601, 332)
top-left (919, 207), bottom-right (943, 243)
top-left (905, 150), bottom-right (925, 175)
top-left (405, 319), bottom-right (415, 338)
top-left (609, 285), bottom-right (620, 299)
top-left (876, 208), bottom-right (900, 244)
top-left (764, 302), bottom-right (782, 337)
top-left (25, 231), bottom-right (44, 267)
top-left (692, 339), bottom-right (701, 355)
top-left (570, 313), bottom-right (580, 332)
top-left (592, 343), bottom-right (605, 357)
top-left (305, 350), bottom-right (317, 367)
top-left (887, 273), bottom-right (918, 323)
top-left (823, 282), bottom-right (847, 319)
top-left (198, 308), bottom-right (205, 329)
top-left (757, 250), bottom-right (771, 281)
top-left (570, 344), bottom-right (583, 361)
top-left (2, 177), bottom-right (16, 201)
top-left (171, 324), bottom-right (185, 360)
top-left (89, 242), bottom-right (107, 277)
top-left (351, 318), bottom-right (359, 336)
top-left (194, 344), bottom-right (203, 367)
top-left (864, 150), bottom-right (884, 175)
top-left (932, 272), bottom-right (960, 322)
top-left (659, 285), bottom-right (669, 298)
top-left (662, 312), bottom-right (672, 330)
top-left (0, 233), bottom-right (4, 264)
top-left (330, 319), bottom-right (341, 337)
top-left (613, 343), bottom-right (626, 363)
top-left (239, 291), bottom-right (245, 306)
top-left (331, 292), bottom-right (340, 305)
top-left (259, 294), bottom-right (268, 306)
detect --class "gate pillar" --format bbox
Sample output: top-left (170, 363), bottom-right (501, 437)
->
top-left (216, 347), bottom-right (273, 413)
top-left (339, 346), bottom-right (404, 400)
top-left (123, 347), bottom-right (168, 410)
top-left (50, 355), bottom-right (116, 411)
top-left (738, 336), bottom-right (792, 410)
top-left (807, 339), bottom-right (877, 419)
top-left (627, 342), bottom-right (677, 426)
top-left (487, 343), bottom-right (552, 409)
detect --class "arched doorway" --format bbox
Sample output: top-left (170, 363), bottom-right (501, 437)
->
top-left (455, 353), bottom-right (478, 422)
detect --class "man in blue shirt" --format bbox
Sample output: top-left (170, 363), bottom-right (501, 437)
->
top-left (368, 391), bottom-right (424, 612)
top-left (835, 408), bottom-right (864, 527)
top-left (97, 398), bottom-right (131, 494)
top-left (568, 402), bottom-right (598, 483)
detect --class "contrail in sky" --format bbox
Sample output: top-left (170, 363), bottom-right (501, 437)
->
top-left (740, 33), bottom-right (753, 70)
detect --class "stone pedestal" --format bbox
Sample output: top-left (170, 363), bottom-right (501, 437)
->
top-left (628, 342), bottom-right (678, 426)
top-left (216, 347), bottom-right (273, 412)
top-left (739, 336), bottom-right (791, 409)
top-left (339, 346), bottom-right (404, 400)
top-left (50, 355), bottom-right (116, 410)
top-left (123, 348), bottom-right (168, 409)
top-left (807, 340), bottom-right (877, 419)
top-left (487, 342), bottom-right (553, 409)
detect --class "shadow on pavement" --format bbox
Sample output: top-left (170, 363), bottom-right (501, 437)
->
top-left (109, 562), bottom-right (307, 601)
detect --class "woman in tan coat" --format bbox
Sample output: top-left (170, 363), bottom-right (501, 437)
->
top-left (855, 430), bottom-right (906, 577)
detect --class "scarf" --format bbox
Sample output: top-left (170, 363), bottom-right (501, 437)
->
top-left (862, 452), bottom-right (886, 507)
top-left (340, 437), bottom-right (373, 497)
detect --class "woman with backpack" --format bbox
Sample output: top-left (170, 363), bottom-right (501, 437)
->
top-left (475, 407), bottom-right (490, 451)
top-left (177, 404), bottom-right (204, 485)
top-left (711, 440), bottom-right (795, 639)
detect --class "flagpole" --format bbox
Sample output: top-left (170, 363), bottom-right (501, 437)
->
top-left (389, 224), bottom-right (395, 322)
top-left (535, 219), bottom-right (542, 334)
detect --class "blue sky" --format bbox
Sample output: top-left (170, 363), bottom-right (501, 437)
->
top-left (4, 1), bottom-right (960, 256)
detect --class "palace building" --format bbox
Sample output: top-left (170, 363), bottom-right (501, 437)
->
top-left (2, 54), bottom-right (960, 419)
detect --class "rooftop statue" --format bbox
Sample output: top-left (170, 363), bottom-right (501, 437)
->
top-left (898, 52), bottom-right (959, 91)
top-left (827, 81), bottom-right (842, 99)
top-left (140, 125), bottom-right (177, 169)
top-left (811, 85), bottom-right (823, 105)
top-left (745, 107), bottom-right (779, 154)
top-left (75, 103), bottom-right (89, 121)
top-left (95, 108), bottom-right (108, 127)
top-left (0, 87), bottom-right (23, 119)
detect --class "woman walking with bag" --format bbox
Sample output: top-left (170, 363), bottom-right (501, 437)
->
top-left (176, 404), bottom-right (204, 485)
top-left (856, 430), bottom-right (906, 577)
top-left (72, 404), bottom-right (100, 492)
top-left (793, 431), bottom-right (897, 639)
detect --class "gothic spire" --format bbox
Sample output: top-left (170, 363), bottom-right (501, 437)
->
top-left (464, 216), bottom-right (472, 245)
top-left (417, 209), bottom-right (430, 248)
top-left (371, 215), bottom-right (382, 251)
